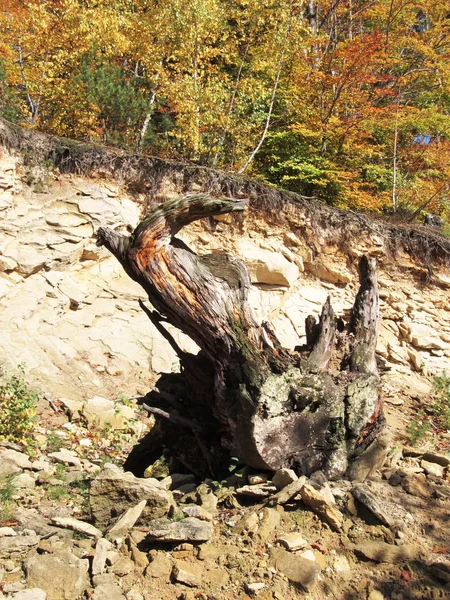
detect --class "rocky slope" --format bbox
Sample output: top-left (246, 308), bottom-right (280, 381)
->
top-left (0, 122), bottom-right (450, 600)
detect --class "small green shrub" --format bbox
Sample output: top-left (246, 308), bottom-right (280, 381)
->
top-left (406, 411), bottom-right (431, 446)
top-left (0, 475), bottom-right (17, 522)
top-left (47, 485), bottom-right (68, 501)
top-left (432, 375), bottom-right (450, 429)
top-left (0, 365), bottom-right (38, 444)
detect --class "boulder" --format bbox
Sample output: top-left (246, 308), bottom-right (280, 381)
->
top-left (89, 463), bottom-right (171, 527)
top-left (236, 240), bottom-right (300, 287)
top-left (82, 397), bottom-right (136, 430)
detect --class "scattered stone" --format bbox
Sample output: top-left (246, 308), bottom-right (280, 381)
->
top-left (160, 474), bottom-right (196, 490)
top-left (0, 527), bottom-right (17, 537)
top-left (89, 463), bottom-right (171, 527)
top-left (182, 505), bottom-right (214, 522)
top-left (25, 548), bottom-right (90, 600)
top-left (388, 471), bottom-right (402, 486)
top-left (146, 517), bottom-right (212, 543)
top-left (92, 583), bottom-right (126, 600)
top-left (401, 473), bottom-right (431, 498)
top-left (268, 476), bottom-right (306, 506)
top-left (0, 449), bottom-right (32, 476)
top-left (50, 517), bottom-right (102, 539)
top-left (48, 450), bottom-right (81, 468)
top-left (106, 500), bottom-right (147, 541)
top-left (82, 396), bottom-right (135, 431)
top-left (272, 469), bottom-right (298, 490)
top-left (111, 557), bottom-right (134, 577)
top-left (13, 589), bottom-right (47, 600)
top-left (428, 561), bottom-right (450, 583)
top-left (275, 533), bottom-right (307, 551)
top-left (13, 473), bottom-right (35, 489)
top-left (421, 460), bottom-right (444, 478)
top-left (0, 531), bottom-right (40, 556)
top-left (145, 553), bottom-right (172, 580)
top-left (245, 582), bottom-right (265, 593)
top-left (172, 561), bottom-right (203, 587)
top-left (354, 541), bottom-right (416, 563)
top-left (300, 483), bottom-right (344, 531)
top-left (195, 485), bottom-right (218, 516)
top-left (236, 484), bottom-right (277, 498)
top-left (92, 538), bottom-right (113, 576)
top-left (248, 474), bottom-right (268, 485)
top-left (347, 429), bottom-right (392, 482)
top-left (269, 547), bottom-right (320, 590)
top-left (234, 512), bottom-right (259, 535)
top-left (333, 554), bottom-right (352, 576)
top-left (368, 591), bottom-right (385, 600)
top-left (257, 508), bottom-right (281, 542)
top-left (351, 486), bottom-right (395, 528)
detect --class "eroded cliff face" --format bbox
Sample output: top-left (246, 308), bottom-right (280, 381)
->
top-left (0, 148), bottom-right (449, 439)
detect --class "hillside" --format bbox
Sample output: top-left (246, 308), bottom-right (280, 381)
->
top-left (0, 120), bottom-right (449, 600)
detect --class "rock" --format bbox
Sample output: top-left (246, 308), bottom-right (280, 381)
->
top-left (234, 512), bottom-right (259, 535)
top-left (48, 450), bottom-right (81, 467)
top-left (300, 483), bottom-right (344, 531)
top-left (25, 548), bottom-right (90, 600)
top-left (106, 500), bottom-right (147, 540)
top-left (421, 460), bottom-right (444, 478)
top-left (351, 486), bottom-right (395, 528)
top-left (401, 473), bottom-right (431, 498)
top-left (312, 260), bottom-right (351, 285)
top-left (236, 240), bottom-right (300, 287)
top-left (92, 584), bottom-right (126, 600)
top-left (272, 469), bottom-right (298, 490)
top-left (182, 505), bottom-right (214, 522)
top-left (420, 451), bottom-right (449, 467)
top-left (82, 397), bottom-right (135, 430)
top-left (92, 538), bottom-right (113, 576)
top-left (354, 541), bottom-right (416, 563)
top-left (248, 474), bottom-right (268, 485)
top-left (203, 568), bottom-right (229, 588)
top-left (347, 429), bottom-right (392, 482)
top-left (50, 517), bottom-right (102, 539)
top-left (13, 590), bottom-right (47, 600)
top-left (145, 553), bottom-right (172, 580)
top-left (428, 561), bottom-right (450, 583)
top-left (275, 533), bottom-right (307, 551)
top-left (89, 463), bottom-right (171, 527)
top-left (245, 582), bottom-right (265, 593)
top-left (333, 554), bottom-right (351, 576)
top-left (268, 476), bottom-right (306, 506)
top-left (195, 485), bottom-right (218, 516)
top-left (0, 449), bottom-right (32, 476)
top-left (172, 561), bottom-right (202, 587)
top-left (236, 484), bottom-right (277, 498)
top-left (408, 323), bottom-right (446, 351)
top-left (14, 473), bottom-right (35, 489)
top-left (269, 547), bottom-right (320, 590)
top-left (111, 557), bottom-right (134, 577)
top-left (126, 591), bottom-right (143, 600)
top-left (146, 517), bottom-right (212, 543)
top-left (0, 531), bottom-right (39, 557)
top-left (0, 527), bottom-right (17, 537)
top-left (368, 592), bottom-right (385, 600)
top-left (257, 508), bottom-right (281, 542)
top-left (160, 473), bottom-right (196, 490)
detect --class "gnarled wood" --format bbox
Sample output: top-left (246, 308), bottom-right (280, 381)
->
top-left (98, 194), bottom-right (385, 479)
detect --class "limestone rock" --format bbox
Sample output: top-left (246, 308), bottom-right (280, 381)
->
top-left (351, 485), bottom-right (395, 528)
top-left (25, 548), bottom-right (90, 600)
top-left (82, 396), bottom-right (135, 430)
top-left (92, 584), bottom-right (126, 600)
top-left (172, 561), bottom-right (203, 587)
top-left (0, 449), bottom-right (32, 476)
top-left (145, 553), bottom-right (172, 580)
top-left (275, 533), bottom-right (307, 551)
top-left (106, 500), bottom-right (147, 540)
top-left (13, 590), bottom-right (47, 600)
top-left (146, 517), bottom-right (212, 543)
top-left (92, 538), bottom-right (113, 576)
top-left (269, 547), bottom-right (320, 590)
top-left (89, 463), bottom-right (171, 527)
top-left (300, 483), bottom-right (344, 531)
top-left (50, 517), bottom-right (102, 539)
top-left (272, 468), bottom-right (298, 490)
top-left (236, 240), bottom-right (300, 287)
top-left (48, 450), bottom-right (81, 467)
top-left (0, 531), bottom-right (39, 557)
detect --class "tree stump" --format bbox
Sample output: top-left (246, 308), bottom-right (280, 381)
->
top-left (97, 194), bottom-right (385, 479)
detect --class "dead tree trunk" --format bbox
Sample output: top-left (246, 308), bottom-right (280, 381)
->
top-left (97, 194), bottom-right (385, 479)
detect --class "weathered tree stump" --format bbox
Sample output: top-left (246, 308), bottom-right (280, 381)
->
top-left (97, 194), bottom-right (385, 479)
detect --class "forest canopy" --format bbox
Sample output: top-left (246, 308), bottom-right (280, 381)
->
top-left (0, 0), bottom-right (449, 217)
